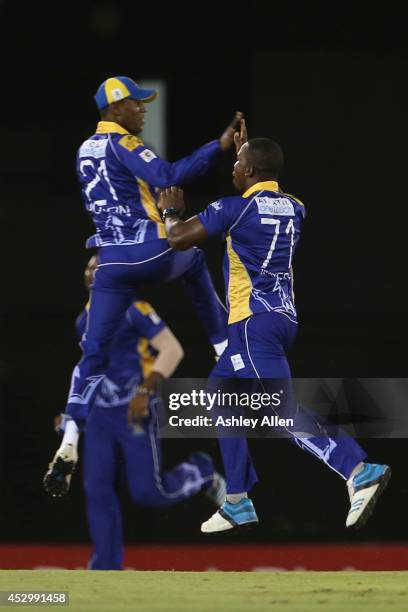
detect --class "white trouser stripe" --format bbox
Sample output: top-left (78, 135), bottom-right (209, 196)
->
top-left (243, 316), bottom-right (344, 479)
top-left (97, 248), bottom-right (173, 267)
top-left (148, 415), bottom-right (213, 499)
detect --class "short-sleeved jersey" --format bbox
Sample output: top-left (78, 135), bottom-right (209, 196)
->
top-left (76, 300), bottom-right (165, 407)
top-left (77, 121), bottom-right (221, 248)
top-left (198, 181), bottom-right (305, 325)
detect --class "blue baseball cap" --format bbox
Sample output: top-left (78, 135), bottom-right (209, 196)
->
top-left (94, 76), bottom-right (157, 110)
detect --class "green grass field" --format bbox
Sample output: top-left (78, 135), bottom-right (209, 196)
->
top-left (0, 571), bottom-right (407, 611)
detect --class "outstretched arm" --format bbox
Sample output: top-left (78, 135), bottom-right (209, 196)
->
top-left (113, 112), bottom-right (245, 188)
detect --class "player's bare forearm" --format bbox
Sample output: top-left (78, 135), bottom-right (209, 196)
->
top-left (149, 327), bottom-right (184, 378)
top-left (165, 216), bottom-right (208, 250)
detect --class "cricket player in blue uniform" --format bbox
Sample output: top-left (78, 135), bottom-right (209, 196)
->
top-left (46, 76), bottom-right (239, 481)
top-left (156, 134), bottom-right (391, 533)
top-left (44, 257), bottom-right (226, 570)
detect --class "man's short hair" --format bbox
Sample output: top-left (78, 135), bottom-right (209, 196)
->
top-left (246, 138), bottom-right (284, 180)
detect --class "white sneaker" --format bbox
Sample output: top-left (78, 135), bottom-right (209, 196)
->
top-left (201, 499), bottom-right (259, 534)
top-left (201, 510), bottom-right (235, 534)
top-left (43, 444), bottom-right (78, 498)
top-left (346, 462), bottom-right (391, 529)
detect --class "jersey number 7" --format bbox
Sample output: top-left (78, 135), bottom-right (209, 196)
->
top-left (261, 218), bottom-right (295, 270)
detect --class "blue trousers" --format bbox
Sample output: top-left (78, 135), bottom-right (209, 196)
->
top-left (83, 401), bottom-right (215, 570)
top-left (210, 312), bottom-right (367, 493)
top-left (67, 242), bottom-right (227, 425)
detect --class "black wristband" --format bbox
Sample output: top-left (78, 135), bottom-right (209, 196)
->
top-left (162, 207), bottom-right (180, 220)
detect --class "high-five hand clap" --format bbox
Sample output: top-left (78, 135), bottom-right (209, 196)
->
top-left (234, 117), bottom-right (247, 154)
top-left (219, 111), bottom-right (245, 151)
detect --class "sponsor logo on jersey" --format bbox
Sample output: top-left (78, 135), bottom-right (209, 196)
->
top-left (231, 353), bottom-right (245, 371)
top-left (255, 196), bottom-right (295, 216)
top-left (79, 139), bottom-right (108, 159)
top-left (139, 148), bottom-right (157, 163)
top-left (210, 200), bottom-right (222, 211)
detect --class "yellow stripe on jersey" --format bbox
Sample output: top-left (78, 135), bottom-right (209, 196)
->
top-left (243, 181), bottom-right (279, 199)
top-left (226, 235), bottom-right (253, 324)
top-left (137, 337), bottom-right (156, 379)
top-left (282, 191), bottom-right (305, 206)
top-left (134, 302), bottom-right (158, 376)
top-left (118, 135), bottom-right (143, 151)
top-left (136, 178), bottom-right (166, 238)
top-left (134, 301), bottom-right (154, 315)
top-left (95, 121), bottom-right (129, 135)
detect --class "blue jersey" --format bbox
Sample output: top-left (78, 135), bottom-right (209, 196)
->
top-left (198, 181), bottom-right (305, 324)
top-left (76, 301), bottom-right (165, 407)
top-left (77, 121), bottom-right (221, 248)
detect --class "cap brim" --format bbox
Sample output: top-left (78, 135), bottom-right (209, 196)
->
top-left (129, 88), bottom-right (158, 103)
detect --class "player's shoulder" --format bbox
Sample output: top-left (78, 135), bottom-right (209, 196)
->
top-left (285, 192), bottom-right (306, 219)
top-left (274, 190), bottom-right (306, 219)
top-left (280, 191), bottom-right (305, 208)
top-left (77, 134), bottom-right (109, 159)
top-left (115, 135), bottom-right (160, 165)
top-left (207, 194), bottom-right (244, 212)
top-left (132, 300), bottom-right (155, 315)
top-left (116, 134), bottom-right (144, 152)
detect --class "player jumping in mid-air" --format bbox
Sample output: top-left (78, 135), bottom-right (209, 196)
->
top-left (156, 132), bottom-right (391, 533)
top-left (45, 75), bottom-right (240, 485)
top-left (44, 256), bottom-right (226, 570)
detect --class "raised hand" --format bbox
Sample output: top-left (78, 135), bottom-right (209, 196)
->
top-left (234, 117), bottom-right (248, 154)
top-left (219, 111), bottom-right (244, 151)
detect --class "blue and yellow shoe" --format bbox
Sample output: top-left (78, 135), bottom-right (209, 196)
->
top-left (346, 463), bottom-right (391, 529)
top-left (201, 498), bottom-right (259, 534)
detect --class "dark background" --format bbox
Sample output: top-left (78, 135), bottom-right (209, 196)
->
top-left (1, 2), bottom-right (407, 545)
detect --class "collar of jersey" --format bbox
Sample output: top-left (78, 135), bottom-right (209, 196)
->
top-left (243, 181), bottom-right (279, 198)
top-left (96, 121), bottom-right (129, 135)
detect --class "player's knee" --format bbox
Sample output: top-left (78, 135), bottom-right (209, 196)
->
top-left (128, 483), bottom-right (170, 508)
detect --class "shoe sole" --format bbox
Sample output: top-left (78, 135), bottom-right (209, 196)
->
top-left (43, 457), bottom-right (76, 497)
top-left (202, 521), bottom-right (259, 536)
top-left (349, 466), bottom-right (391, 530)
